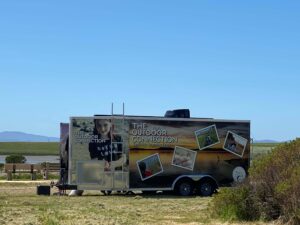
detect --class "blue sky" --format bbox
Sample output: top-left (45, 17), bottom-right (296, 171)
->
top-left (0, 1), bottom-right (299, 141)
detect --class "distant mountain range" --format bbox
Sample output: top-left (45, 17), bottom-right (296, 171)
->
top-left (0, 131), bottom-right (59, 142)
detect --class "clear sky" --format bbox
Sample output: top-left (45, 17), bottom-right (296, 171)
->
top-left (0, 1), bottom-right (299, 141)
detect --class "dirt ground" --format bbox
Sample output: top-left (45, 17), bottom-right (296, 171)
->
top-left (0, 181), bottom-right (278, 225)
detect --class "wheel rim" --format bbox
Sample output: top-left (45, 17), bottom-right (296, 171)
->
top-left (200, 183), bottom-right (212, 196)
top-left (179, 183), bottom-right (192, 196)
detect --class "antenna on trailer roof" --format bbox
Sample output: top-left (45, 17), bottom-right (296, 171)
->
top-left (111, 102), bottom-right (125, 116)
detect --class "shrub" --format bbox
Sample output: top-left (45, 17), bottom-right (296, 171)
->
top-left (210, 139), bottom-right (300, 225)
top-left (5, 154), bottom-right (27, 163)
top-left (210, 185), bottom-right (259, 221)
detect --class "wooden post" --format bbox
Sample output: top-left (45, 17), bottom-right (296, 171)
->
top-left (7, 171), bottom-right (12, 181)
top-left (45, 163), bottom-right (49, 180)
top-left (31, 171), bottom-right (37, 180)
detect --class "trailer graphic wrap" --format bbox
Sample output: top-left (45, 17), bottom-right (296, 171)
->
top-left (69, 118), bottom-right (129, 186)
top-left (136, 153), bottom-right (163, 181)
top-left (128, 119), bottom-right (250, 189)
top-left (195, 125), bottom-right (220, 150)
top-left (69, 117), bottom-right (250, 190)
top-left (223, 131), bottom-right (248, 157)
top-left (171, 146), bottom-right (197, 171)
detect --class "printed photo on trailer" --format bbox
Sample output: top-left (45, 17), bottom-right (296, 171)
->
top-left (195, 125), bottom-right (220, 150)
top-left (172, 146), bottom-right (197, 171)
top-left (223, 131), bottom-right (248, 157)
top-left (136, 153), bottom-right (163, 181)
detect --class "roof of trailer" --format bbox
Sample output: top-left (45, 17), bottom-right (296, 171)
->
top-left (70, 115), bottom-right (250, 123)
top-left (94, 114), bottom-right (213, 119)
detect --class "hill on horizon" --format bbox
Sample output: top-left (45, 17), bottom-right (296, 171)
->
top-left (0, 131), bottom-right (59, 142)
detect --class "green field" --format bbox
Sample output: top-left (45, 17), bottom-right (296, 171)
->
top-left (251, 142), bottom-right (279, 160)
top-left (0, 142), bottom-right (280, 157)
top-left (0, 182), bottom-right (273, 225)
top-left (0, 142), bottom-right (59, 155)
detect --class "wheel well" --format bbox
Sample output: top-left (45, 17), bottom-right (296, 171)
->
top-left (174, 177), bottom-right (195, 189)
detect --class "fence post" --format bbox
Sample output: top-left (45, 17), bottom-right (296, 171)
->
top-left (31, 171), bottom-right (37, 180)
top-left (7, 171), bottom-right (12, 181)
top-left (45, 162), bottom-right (49, 180)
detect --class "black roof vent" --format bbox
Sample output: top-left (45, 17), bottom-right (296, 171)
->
top-left (164, 109), bottom-right (190, 118)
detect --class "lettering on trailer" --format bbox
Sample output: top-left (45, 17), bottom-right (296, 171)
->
top-left (130, 123), bottom-right (178, 145)
top-left (73, 131), bottom-right (106, 144)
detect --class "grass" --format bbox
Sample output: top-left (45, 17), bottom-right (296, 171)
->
top-left (0, 142), bottom-right (59, 156)
top-left (251, 143), bottom-right (279, 160)
top-left (0, 143), bottom-right (282, 224)
top-left (0, 142), bottom-right (280, 157)
top-left (252, 143), bottom-right (279, 147)
top-left (0, 182), bottom-right (274, 225)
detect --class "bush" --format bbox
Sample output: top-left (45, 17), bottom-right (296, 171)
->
top-left (210, 139), bottom-right (300, 225)
top-left (210, 186), bottom-right (259, 221)
top-left (5, 154), bottom-right (27, 163)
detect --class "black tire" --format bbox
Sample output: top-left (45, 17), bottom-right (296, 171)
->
top-left (198, 181), bottom-right (215, 197)
top-left (177, 181), bottom-right (194, 196)
top-left (101, 190), bottom-right (112, 195)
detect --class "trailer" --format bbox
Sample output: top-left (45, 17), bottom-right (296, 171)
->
top-left (57, 109), bottom-right (250, 196)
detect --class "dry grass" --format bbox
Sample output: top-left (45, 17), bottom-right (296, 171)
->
top-left (0, 182), bottom-right (278, 225)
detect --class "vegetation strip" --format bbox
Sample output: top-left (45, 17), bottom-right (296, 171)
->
top-left (0, 142), bottom-right (59, 155)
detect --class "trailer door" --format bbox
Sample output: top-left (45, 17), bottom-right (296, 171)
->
top-left (71, 117), bottom-right (129, 190)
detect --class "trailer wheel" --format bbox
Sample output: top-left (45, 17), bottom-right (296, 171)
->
top-left (198, 181), bottom-right (215, 197)
top-left (176, 181), bottom-right (194, 196)
top-left (101, 190), bottom-right (112, 195)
